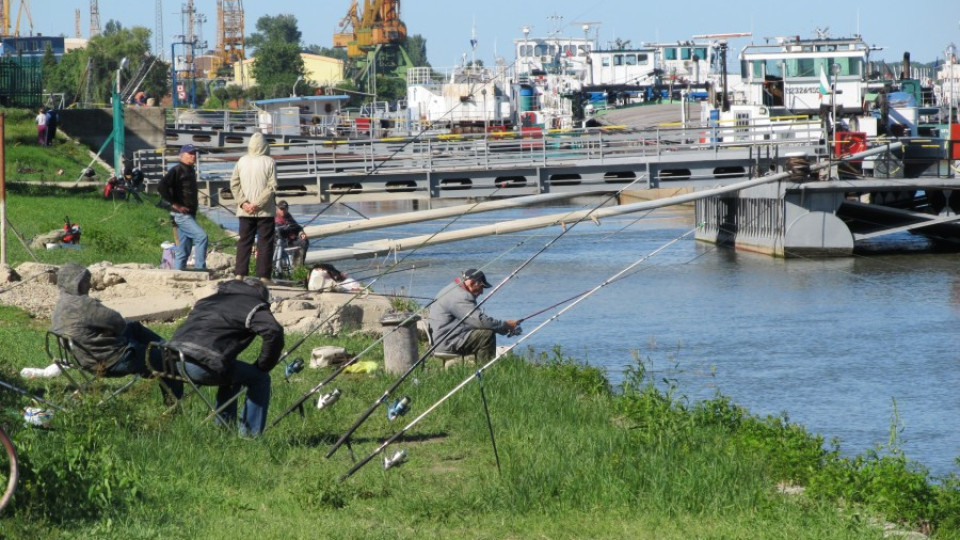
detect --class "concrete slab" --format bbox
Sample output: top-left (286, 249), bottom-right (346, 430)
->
top-left (102, 295), bottom-right (194, 322)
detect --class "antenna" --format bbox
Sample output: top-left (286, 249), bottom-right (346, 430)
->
top-left (572, 20), bottom-right (601, 46)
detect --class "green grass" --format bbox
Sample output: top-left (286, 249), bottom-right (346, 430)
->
top-left (3, 109), bottom-right (103, 183)
top-left (0, 327), bottom-right (896, 539)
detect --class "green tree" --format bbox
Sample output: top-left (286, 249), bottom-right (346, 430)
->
top-left (44, 20), bottom-right (169, 106)
top-left (304, 44), bottom-right (347, 62)
top-left (249, 14), bottom-right (306, 99)
top-left (406, 34), bottom-right (429, 67)
top-left (247, 14), bottom-right (301, 50)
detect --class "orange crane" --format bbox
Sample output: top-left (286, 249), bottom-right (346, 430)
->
top-left (333, 0), bottom-right (407, 58)
top-left (0, 0), bottom-right (33, 37)
top-left (333, 0), bottom-right (412, 93)
top-left (216, 0), bottom-right (245, 71)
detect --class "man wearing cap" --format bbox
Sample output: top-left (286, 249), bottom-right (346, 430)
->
top-left (275, 200), bottom-right (309, 267)
top-left (428, 268), bottom-right (520, 363)
top-left (158, 144), bottom-right (208, 271)
top-left (230, 132), bottom-right (277, 281)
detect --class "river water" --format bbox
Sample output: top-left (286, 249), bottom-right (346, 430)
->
top-left (211, 201), bottom-right (960, 478)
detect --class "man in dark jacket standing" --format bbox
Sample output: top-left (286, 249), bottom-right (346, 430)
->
top-left (168, 278), bottom-right (284, 437)
top-left (50, 263), bottom-right (181, 397)
top-left (158, 144), bottom-right (208, 271)
top-left (428, 268), bottom-right (519, 363)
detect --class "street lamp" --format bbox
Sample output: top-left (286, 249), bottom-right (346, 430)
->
top-left (116, 57), bottom-right (129, 94)
top-left (831, 62), bottom-right (841, 134)
top-left (292, 75), bottom-right (303, 98)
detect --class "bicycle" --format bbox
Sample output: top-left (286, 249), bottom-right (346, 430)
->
top-left (0, 424), bottom-right (18, 513)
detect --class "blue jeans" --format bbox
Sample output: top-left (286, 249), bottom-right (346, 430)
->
top-left (172, 213), bottom-right (208, 270)
top-left (182, 360), bottom-right (271, 437)
top-left (108, 322), bottom-right (183, 398)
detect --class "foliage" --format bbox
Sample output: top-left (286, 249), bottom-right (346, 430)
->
top-left (247, 14), bottom-right (302, 50)
top-left (251, 41), bottom-right (306, 99)
top-left (248, 15), bottom-right (306, 100)
top-left (43, 20), bottom-right (169, 107)
top-left (407, 35), bottom-right (430, 67)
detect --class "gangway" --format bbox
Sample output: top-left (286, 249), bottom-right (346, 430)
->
top-left (305, 143), bottom-right (902, 262)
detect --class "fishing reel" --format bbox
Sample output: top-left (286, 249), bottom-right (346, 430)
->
top-left (506, 325), bottom-right (523, 337)
top-left (317, 388), bottom-right (342, 409)
top-left (284, 357), bottom-right (305, 379)
top-left (386, 396), bottom-right (411, 421)
top-left (383, 449), bottom-right (408, 470)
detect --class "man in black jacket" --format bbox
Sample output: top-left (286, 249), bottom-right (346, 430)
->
top-left (168, 278), bottom-right (283, 437)
top-left (158, 144), bottom-right (208, 270)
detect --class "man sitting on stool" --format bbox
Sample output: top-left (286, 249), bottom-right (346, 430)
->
top-left (167, 278), bottom-right (284, 437)
top-left (428, 268), bottom-right (520, 363)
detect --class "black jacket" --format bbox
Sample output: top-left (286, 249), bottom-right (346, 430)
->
top-left (169, 280), bottom-right (284, 375)
top-left (158, 161), bottom-right (199, 215)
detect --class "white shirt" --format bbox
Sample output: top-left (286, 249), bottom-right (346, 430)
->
top-left (36, 113), bottom-right (47, 127)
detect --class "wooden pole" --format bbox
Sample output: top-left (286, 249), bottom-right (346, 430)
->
top-left (0, 113), bottom-right (6, 268)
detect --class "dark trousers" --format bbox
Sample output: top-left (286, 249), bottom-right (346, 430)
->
top-left (457, 329), bottom-right (496, 363)
top-left (109, 322), bottom-right (183, 399)
top-left (235, 217), bottom-right (276, 279)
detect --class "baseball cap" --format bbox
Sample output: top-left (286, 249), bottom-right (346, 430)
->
top-left (277, 200), bottom-right (289, 209)
top-left (463, 268), bottom-right (491, 288)
top-left (180, 144), bottom-right (198, 155)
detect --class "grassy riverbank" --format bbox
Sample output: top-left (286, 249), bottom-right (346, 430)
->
top-left (2, 110), bottom-right (960, 538)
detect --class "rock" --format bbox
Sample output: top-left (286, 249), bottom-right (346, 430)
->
top-left (0, 264), bottom-right (18, 284)
top-left (310, 345), bottom-right (350, 368)
top-left (29, 229), bottom-right (65, 250)
top-left (15, 262), bottom-right (57, 284)
top-left (205, 250), bottom-right (234, 272)
top-left (89, 262), bottom-right (126, 290)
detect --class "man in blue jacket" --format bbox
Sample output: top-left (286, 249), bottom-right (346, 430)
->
top-left (427, 268), bottom-right (519, 363)
top-left (168, 278), bottom-right (284, 437)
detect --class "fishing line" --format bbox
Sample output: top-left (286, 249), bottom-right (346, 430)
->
top-left (324, 175), bottom-right (647, 458)
top-left (338, 227), bottom-right (696, 481)
top-left (293, 55), bottom-right (529, 227)
top-left (266, 182), bottom-right (517, 428)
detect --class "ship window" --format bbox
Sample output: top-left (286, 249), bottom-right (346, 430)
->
top-left (535, 44), bottom-right (549, 56)
top-left (614, 55), bottom-right (623, 66)
top-left (625, 54), bottom-right (637, 66)
top-left (785, 58), bottom-right (815, 77)
top-left (638, 53), bottom-right (649, 64)
top-left (694, 47), bottom-right (708, 61)
top-left (681, 48), bottom-right (692, 60)
top-left (578, 44), bottom-right (591, 55)
top-left (602, 56), bottom-right (610, 67)
top-left (563, 45), bottom-right (575, 57)
top-left (664, 47), bottom-right (677, 60)
top-left (520, 45), bottom-right (533, 57)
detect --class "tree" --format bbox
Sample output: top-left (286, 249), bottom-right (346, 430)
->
top-left (249, 15), bottom-right (306, 99)
top-left (43, 20), bottom-right (169, 106)
top-left (304, 45), bottom-right (347, 62)
top-left (247, 14), bottom-right (301, 50)
top-left (406, 35), bottom-right (429, 67)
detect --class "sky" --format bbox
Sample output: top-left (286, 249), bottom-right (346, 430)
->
top-left (34, 0), bottom-right (960, 67)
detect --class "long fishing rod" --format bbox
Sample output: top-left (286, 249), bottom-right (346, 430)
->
top-left (266, 182), bottom-right (516, 425)
top-left (339, 228), bottom-right (697, 480)
top-left (269, 234), bottom-right (536, 429)
top-left (324, 176), bottom-right (646, 458)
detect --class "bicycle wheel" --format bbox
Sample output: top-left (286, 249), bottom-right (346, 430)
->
top-left (0, 425), bottom-right (18, 513)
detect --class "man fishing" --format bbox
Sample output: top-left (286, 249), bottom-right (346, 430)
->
top-left (428, 268), bottom-right (520, 363)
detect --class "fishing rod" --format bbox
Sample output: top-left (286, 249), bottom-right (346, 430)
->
top-left (338, 228), bottom-right (696, 481)
top-left (324, 176), bottom-right (646, 458)
top-left (265, 181), bottom-right (517, 424)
